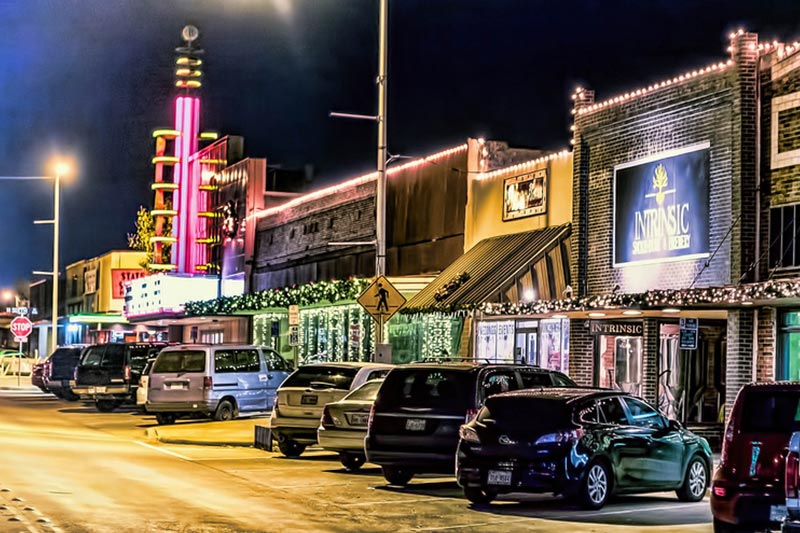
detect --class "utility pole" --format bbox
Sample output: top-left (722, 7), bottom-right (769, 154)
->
top-left (374, 0), bottom-right (389, 345)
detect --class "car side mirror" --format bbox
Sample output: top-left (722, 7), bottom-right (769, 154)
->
top-left (668, 418), bottom-right (683, 431)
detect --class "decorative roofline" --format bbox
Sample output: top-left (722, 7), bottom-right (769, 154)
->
top-left (474, 149), bottom-right (570, 181)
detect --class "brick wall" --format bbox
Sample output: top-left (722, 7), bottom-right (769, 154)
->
top-left (726, 309), bottom-right (755, 409)
top-left (756, 306), bottom-right (776, 382)
top-left (569, 319), bottom-right (594, 386)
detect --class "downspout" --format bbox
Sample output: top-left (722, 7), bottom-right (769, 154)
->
top-left (752, 49), bottom-right (762, 383)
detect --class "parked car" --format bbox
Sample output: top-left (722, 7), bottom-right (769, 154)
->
top-left (783, 431), bottom-right (800, 532)
top-left (271, 362), bottom-right (393, 457)
top-left (456, 388), bottom-right (711, 508)
top-left (365, 362), bottom-right (576, 486)
top-left (147, 344), bottom-right (291, 425)
top-left (31, 360), bottom-right (48, 392)
top-left (136, 356), bottom-right (158, 408)
top-left (72, 343), bottom-right (168, 412)
top-left (318, 378), bottom-right (384, 471)
top-left (711, 382), bottom-right (800, 533)
top-left (43, 345), bottom-right (86, 401)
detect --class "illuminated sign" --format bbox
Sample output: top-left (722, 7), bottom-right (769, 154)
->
top-left (589, 321), bottom-right (643, 336)
top-left (124, 274), bottom-right (219, 318)
top-left (613, 144), bottom-right (710, 266)
top-left (111, 269), bottom-right (147, 299)
top-left (503, 169), bottom-right (547, 221)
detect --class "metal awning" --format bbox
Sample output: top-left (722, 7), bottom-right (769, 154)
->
top-left (403, 223), bottom-right (571, 314)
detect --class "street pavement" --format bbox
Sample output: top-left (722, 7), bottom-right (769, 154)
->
top-left (0, 383), bottom-right (715, 533)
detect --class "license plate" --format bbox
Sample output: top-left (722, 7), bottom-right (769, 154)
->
top-left (487, 470), bottom-right (512, 486)
top-left (301, 395), bottom-right (318, 405)
top-left (770, 504), bottom-right (787, 522)
top-left (405, 418), bottom-right (426, 431)
top-left (88, 386), bottom-right (107, 394)
top-left (166, 383), bottom-right (186, 390)
top-left (347, 413), bottom-right (369, 426)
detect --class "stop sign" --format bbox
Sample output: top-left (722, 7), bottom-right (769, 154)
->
top-left (10, 316), bottom-right (33, 339)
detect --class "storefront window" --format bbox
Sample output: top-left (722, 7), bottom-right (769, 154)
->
top-left (779, 311), bottom-right (800, 381)
top-left (540, 319), bottom-right (569, 372)
top-left (476, 320), bottom-right (515, 363)
top-left (598, 335), bottom-right (643, 395)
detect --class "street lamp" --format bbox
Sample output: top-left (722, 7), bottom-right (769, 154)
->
top-left (32, 158), bottom-right (73, 355)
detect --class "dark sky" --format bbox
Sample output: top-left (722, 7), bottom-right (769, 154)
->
top-left (1, 0), bottom-right (800, 289)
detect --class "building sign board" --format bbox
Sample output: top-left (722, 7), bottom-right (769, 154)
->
top-left (84, 269), bottom-right (98, 294)
top-left (503, 169), bottom-right (547, 221)
top-left (111, 269), bottom-right (146, 299)
top-left (589, 321), bottom-right (643, 336)
top-left (288, 305), bottom-right (300, 326)
top-left (288, 325), bottom-right (301, 347)
top-left (613, 144), bottom-right (710, 266)
top-left (679, 317), bottom-right (699, 350)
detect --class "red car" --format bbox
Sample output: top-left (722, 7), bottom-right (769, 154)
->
top-left (30, 361), bottom-right (48, 392)
top-left (711, 382), bottom-right (800, 532)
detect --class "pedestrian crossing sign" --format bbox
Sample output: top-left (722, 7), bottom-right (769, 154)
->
top-left (357, 276), bottom-right (406, 324)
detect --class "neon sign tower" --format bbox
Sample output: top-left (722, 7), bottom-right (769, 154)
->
top-left (150, 25), bottom-right (219, 274)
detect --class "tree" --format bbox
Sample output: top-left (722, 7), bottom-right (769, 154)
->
top-left (128, 205), bottom-right (172, 271)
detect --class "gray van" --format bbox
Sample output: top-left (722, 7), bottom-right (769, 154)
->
top-left (146, 344), bottom-right (291, 425)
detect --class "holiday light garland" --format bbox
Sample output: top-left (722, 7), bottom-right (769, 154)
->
top-left (184, 277), bottom-right (371, 316)
top-left (433, 272), bottom-right (471, 302)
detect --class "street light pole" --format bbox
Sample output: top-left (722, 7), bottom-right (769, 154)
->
top-left (50, 172), bottom-right (60, 355)
top-left (375, 0), bottom-right (388, 345)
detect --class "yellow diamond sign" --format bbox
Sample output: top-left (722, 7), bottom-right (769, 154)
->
top-left (357, 276), bottom-right (406, 324)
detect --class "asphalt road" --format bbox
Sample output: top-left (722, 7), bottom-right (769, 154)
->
top-left (0, 389), bottom-right (714, 533)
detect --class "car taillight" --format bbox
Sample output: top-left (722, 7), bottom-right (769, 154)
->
top-left (465, 408), bottom-right (478, 423)
top-left (787, 451), bottom-right (800, 499)
top-left (534, 428), bottom-right (585, 445)
top-left (124, 365), bottom-right (131, 382)
top-left (459, 425), bottom-right (481, 444)
top-left (367, 404), bottom-right (376, 431)
top-left (720, 422), bottom-right (734, 464)
top-left (713, 485), bottom-right (727, 497)
top-left (320, 406), bottom-right (334, 428)
top-left (203, 376), bottom-right (213, 389)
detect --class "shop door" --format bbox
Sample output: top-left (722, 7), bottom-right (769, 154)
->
top-left (515, 329), bottom-right (538, 365)
top-left (597, 335), bottom-right (643, 395)
top-left (657, 324), bottom-right (682, 421)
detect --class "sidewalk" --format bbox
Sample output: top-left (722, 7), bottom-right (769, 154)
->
top-left (0, 374), bottom-right (39, 390)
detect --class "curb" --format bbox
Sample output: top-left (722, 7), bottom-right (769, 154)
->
top-left (143, 427), bottom-right (256, 448)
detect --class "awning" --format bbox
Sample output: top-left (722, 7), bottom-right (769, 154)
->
top-left (403, 223), bottom-right (571, 314)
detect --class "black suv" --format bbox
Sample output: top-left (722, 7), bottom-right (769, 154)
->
top-left (43, 345), bottom-right (86, 401)
top-left (72, 343), bottom-right (168, 412)
top-left (456, 388), bottom-right (712, 508)
top-left (364, 362), bottom-right (575, 486)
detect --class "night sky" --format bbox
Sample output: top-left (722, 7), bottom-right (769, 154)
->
top-left (1, 0), bottom-right (799, 290)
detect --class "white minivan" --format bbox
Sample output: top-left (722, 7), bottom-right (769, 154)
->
top-left (147, 344), bottom-right (291, 425)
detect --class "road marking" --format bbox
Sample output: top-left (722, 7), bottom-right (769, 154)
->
top-left (344, 496), bottom-right (452, 507)
top-left (134, 441), bottom-right (191, 461)
top-left (550, 501), bottom-right (703, 519)
top-left (416, 517), bottom-right (532, 530)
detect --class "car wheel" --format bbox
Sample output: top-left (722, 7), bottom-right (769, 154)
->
top-left (382, 466), bottom-right (414, 487)
top-left (214, 400), bottom-right (235, 422)
top-left (38, 386), bottom-right (49, 393)
top-left (63, 391), bottom-right (80, 402)
top-left (155, 413), bottom-right (176, 425)
top-left (277, 439), bottom-right (306, 458)
top-left (51, 389), bottom-right (64, 399)
top-left (676, 455), bottom-right (708, 502)
top-left (579, 461), bottom-right (611, 509)
top-left (463, 486), bottom-right (497, 505)
top-left (95, 399), bottom-right (119, 413)
top-left (339, 452), bottom-right (366, 471)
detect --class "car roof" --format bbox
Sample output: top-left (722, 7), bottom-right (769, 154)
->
top-left (742, 381), bottom-right (800, 391)
top-left (487, 387), bottom-right (626, 403)
top-left (300, 362), bottom-right (392, 368)
top-left (398, 362), bottom-right (559, 372)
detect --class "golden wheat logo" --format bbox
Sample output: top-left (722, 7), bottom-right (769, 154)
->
top-left (652, 164), bottom-right (668, 205)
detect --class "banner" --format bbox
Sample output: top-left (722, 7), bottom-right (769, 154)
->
top-left (503, 169), bottom-right (547, 221)
top-left (613, 144), bottom-right (710, 266)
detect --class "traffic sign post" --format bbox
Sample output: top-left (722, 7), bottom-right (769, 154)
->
top-left (9, 315), bottom-right (32, 386)
top-left (357, 276), bottom-right (406, 362)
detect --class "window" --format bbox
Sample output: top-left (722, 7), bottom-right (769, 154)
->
top-left (741, 390), bottom-right (800, 433)
top-left (598, 335), bottom-right (642, 395)
top-left (153, 351), bottom-right (206, 373)
top-left (376, 369), bottom-right (473, 409)
top-left (519, 371), bottom-right (553, 388)
top-left (263, 349), bottom-right (289, 371)
top-left (100, 344), bottom-right (125, 369)
top-left (623, 397), bottom-right (665, 429)
top-left (579, 401), bottom-right (600, 423)
top-left (290, 228), bottom-right (295, 239)
top-left (552, 373), bottom-right (576, 387)
top-left (81, 346), bottom-right (105, 367)
top-left (597, 397), bottom-right (628, 425)
top-left (482, 371), bottom-right (517, 398)
top-left (779, 311), bottom-right (800, 380)
top-left (283, 365), bottom-right (359, 390)
top-left (769, 204), bottom-right (800, 269)
top-left (366, 369), bottom-right (390, 381)
top-left (344, 380), bottom-right (382, 402)
top-left (214, 350), bottom-right (258, 373)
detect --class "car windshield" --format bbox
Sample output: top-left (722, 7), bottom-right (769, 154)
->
top-left (152, 351), bottom-right (206, 373)
top-left (376, 368), bottom-right (473, 410)
top-left (480, 395), bottom-right (571, 435)
top-left (344, 380), bottom-right (383, 402)
top-left (282, 365), bottom-right (359, 390)
top-left (740, 390), bottom-right (800, 433)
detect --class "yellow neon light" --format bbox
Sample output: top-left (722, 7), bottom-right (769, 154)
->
top-left (196, 238), bottom-right (219, 244)
top-left (152, 156), bottom-right (180, 165)
top-left (149, 236), bottom-right (177, 243)
top-left (199, 132), bottom-right (219, 140)
top-left (176, 57), bottom-right (202, 66)
top-left (199, 159), bottom-right (226, 165)
top-left (197, 211), bottom-right (220, 218)
top-left (152, 129), bottom-right (180, 138)
top-left (175, 80), bottom-right (202, 89)
top-left (148, 263), bottom-right (177, 271)
top-left (150, 209), bottom-right (178, 217)
top-left (198, 184), bottom-right (218, 191)
top-left (151, 182), bottom-right (179, 190)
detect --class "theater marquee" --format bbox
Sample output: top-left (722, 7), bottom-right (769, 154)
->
top-left (613, 144), bottom-right (710, 267)
top-left (503, 169), bottom-right (547, 221)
